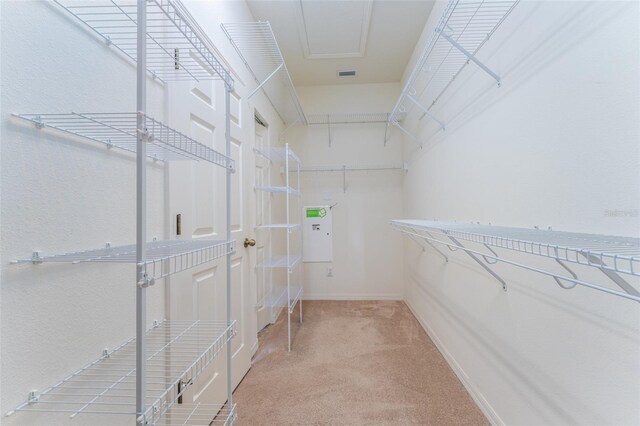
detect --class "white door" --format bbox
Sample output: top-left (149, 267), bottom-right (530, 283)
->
top-left (166, 77), bottom-right (257, 407)
top-left (254, 120), bottom-right (272, 332)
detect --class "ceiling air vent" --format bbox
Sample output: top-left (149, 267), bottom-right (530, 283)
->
top-left (337, 69), bottom-right (357, 78)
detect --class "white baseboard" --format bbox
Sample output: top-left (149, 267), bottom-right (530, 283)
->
top-left (404, 298), bottom-right (504, 426)
top-left (302, 293), bottom-right (403, 301)
top-left (250, 338), bottom-right (259, 358)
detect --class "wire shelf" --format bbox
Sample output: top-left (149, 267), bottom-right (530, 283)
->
top-left (13, 239), bottom-right (235, 282)
top-left (389, 0), bottom-right (519, 126)
top-left (307, 113), bottom-right (390, 125)
top-left (255, 186), bottom-right (301, 196)
top-left (6, 320), bottom-right (236, 425)
top-left (256, 255), bottom-right (302, 270)
top-left (392, 219), bottom-right (640, 302)
top-left (257, 285), bottom-right (302, 313)
top-left (255, 223), bottom-right (301, 231)
top-left (300, 164), bottom-right (407, 173)
top-left (221, 22), bottom-right (306, 126)
top-left (254, 147), bottom-right (301, 165)
top-left (14, 113), bottom-right (235, 169)
top-left (55, 0), bottom-right (233, 84)
top-left (158, 403), bottom-right (236, 425)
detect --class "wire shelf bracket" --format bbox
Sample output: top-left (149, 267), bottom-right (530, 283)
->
top-left (392, 220), bottom-right (640, 303)
top-left (299, 164), bottom-right (407, 193)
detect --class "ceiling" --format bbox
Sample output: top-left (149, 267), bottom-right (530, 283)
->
top-left (246, 0), bottom-right (435, 86)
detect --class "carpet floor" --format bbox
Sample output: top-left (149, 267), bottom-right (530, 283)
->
top-left (232, 300), bottom-right (487, 425)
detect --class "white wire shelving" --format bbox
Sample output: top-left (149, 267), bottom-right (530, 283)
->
top-left (221, 22), bottom-right (307, 126)
top-left (254, 146), bottom-right (301, 164)
top-left (55, 0), bottom-right (233, 84)
top-left (12, 239), bottom-right (234, 283)
top-left (299, 164), bottom-right (407, 193)
top-left (14, 113), bottom-right (234, 169)
top-left (306, 113), bottom-right (390, 125)
top-left (6, 320), bottom-right (236, 425)
top-left (255, 223), bottom-right (301, 231)
top-left (256, 255), bottom-right (302, 271)
top-left (307, 113), bottom-right (391, 146)
top-left (253, 144), bottom-right (302, 351)
top-left (392, 220), bottom-right (640, 302)
top-left (388, 0), bottom-right (520, 147)
top-left (10, 1), bottom-right (239, 425)
top-left (158, 403), bottom-right (236, 425)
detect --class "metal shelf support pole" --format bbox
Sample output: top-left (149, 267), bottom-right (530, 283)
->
top-left (225, 84), bottom-right (234, 410)
top-left (135, 0), bottom-right (147, 424)
top-left (438, 31), bottom-right (502, 86)
top-left (406, 94), bottom-right (445, 130)
top-left (285, 144), bottom-right (291, 352)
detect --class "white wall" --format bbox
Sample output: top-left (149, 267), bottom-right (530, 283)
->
top-left (0, 0), bottom-right (283, 422)
top-left (400, 1), bottom-right (640, 424)
top-left (288, 83), bottom-right (405, 300)
top-left (0, 1), bottom-right (166, 422)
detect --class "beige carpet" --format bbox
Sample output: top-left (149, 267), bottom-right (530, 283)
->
top-left (233, 300), bottom-right (487, 425)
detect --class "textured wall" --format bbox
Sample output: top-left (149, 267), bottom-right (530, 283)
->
top-left (400, 1), bottom-right (640, 424)
top-left (289, 83), bottom-right (405, 300)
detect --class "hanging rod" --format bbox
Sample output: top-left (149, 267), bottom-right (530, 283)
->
top-left (299, 164), bottom-right (407, 173)
top-left (298, 165), bottom-right (407, 193)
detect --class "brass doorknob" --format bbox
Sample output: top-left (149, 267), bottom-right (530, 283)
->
top-left (244, 238), bottom-right (256, 248)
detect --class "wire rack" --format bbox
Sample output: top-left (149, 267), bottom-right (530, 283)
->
top-left (256, 255), bottom-right (302, 271)
top-left (6, 320), bottom-right (236, 425)
top-left (255, 186), bottom-right (301, 196)
top-left (14, 113), bottom-right (234, 169)
top-left (55, 0), bottom-right (232, 84)
top-left (255, 223), bottom-right (301, 231)
top-left (221, 22), bottom-right (307, 126)
top-left (13, 239), bottom-right (234, 282)
top-left (392, 220), bottom-right (640, 302)
top-left (157, 403), bottom-right (236, 425)
top-left (254, 147), bottom-right (301, 164)
top-left (389, 0), bottom-right (519, 127)
top-left (307, 113), bottom-right (390, 125)
top-left (300, 164), bottom-right (407, 173)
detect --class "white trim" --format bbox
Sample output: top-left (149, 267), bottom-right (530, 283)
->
top-left (293, 0), bottom-right (373, 59)
top-left (404, 297), bottom-right (504, 426)
top-left (250, 338), bottom-right (259, 357)
top-left (303, 293), bottom-right (403, 301)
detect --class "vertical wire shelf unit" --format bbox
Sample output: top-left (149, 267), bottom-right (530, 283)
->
top-left (254, 144), bottom-right (303, 351)
top-left (387, 0), bottom-right (520, 147)
top-left (221, 21), bottom-right (307, 128)
top-left (391, 220), bottom-right (640, 303)
top-left (8, 1), bottom-right (239, 425)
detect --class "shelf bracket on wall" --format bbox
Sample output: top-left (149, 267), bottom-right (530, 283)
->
top-left (438, 30), bottom-right (502, 87)
top-left (248, 62), bottom-right (284, 99)
top-left (407, 230), bottom-right (449, 262)
top-left (579, 252), bottom-right (640, 298)
top-left (447, 236), bottom-right (508, 291)
top-left (328, 115), bottom-right (332, 147)
top-left (406, 94), bottom-right (445, 130)
top-left (392, 120), bottom-right (423, 149)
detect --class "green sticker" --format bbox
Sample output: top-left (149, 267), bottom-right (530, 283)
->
top-left (306, 208), bottom-right (327, 218)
